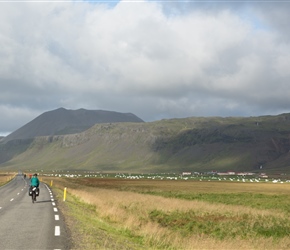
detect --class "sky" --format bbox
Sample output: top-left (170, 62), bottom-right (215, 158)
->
top-left (1, 0), bottom-right (290, 136)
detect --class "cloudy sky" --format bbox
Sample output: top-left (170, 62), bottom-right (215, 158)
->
top-left (1, 0), bottom-right (290, 135)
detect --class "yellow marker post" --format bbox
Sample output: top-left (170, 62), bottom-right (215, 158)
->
top-left (63, 187), bottom-right (67, 202)
top-left (50, 180), bottom-right (53, 187)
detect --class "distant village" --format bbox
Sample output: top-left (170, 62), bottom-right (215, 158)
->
top-left (181, 171), bottom-right (268, 178)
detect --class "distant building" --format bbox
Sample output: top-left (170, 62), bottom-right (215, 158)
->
top-left (217, 171), bottom-right (236, 175)
top-left (237, 172), bottom-right (255, 176)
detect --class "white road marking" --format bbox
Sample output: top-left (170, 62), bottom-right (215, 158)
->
top-left (17, 193), bottom-right (20, 195)
top-left (0, 207), bottom-right (2, 209)
top-left (10, 198), bottom-right (14, 201)
top-left (43, 184), bottom-right (62, 241)
top-left (55, 226), bottom-right (60, 236)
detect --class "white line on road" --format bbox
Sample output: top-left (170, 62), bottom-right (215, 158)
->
top-left (55, 226), bottom-right (60, 236)
top-left (52, 202), bottom-right (56, 206)
top-left (54, 208), bottom-right (58, 212)
top-left (17, 193), bottom-right (20, 195)
top-left (55, 215), bottom-right (60, 220)
top-left (10, 198), bottom-right (14, 201)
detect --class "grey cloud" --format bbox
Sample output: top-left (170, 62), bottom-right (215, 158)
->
top-left (253, 3), bottom-right (290, 41)
top-left (0, 1), bottom-right (290, 134)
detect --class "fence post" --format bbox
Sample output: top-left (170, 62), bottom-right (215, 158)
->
top-left (63, 187), bottom-right (67, 202)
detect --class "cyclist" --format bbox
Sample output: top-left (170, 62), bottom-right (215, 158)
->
top-left (31, 173), bottom-right (40, 187)
top-left (30, 173), bottom-right (40, 199)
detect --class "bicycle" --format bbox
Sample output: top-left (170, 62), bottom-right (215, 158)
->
top-left (29, 186), bottom-right (39, 203)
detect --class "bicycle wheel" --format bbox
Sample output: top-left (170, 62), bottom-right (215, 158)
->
top-left (32, 192), bottom-right (36, 203)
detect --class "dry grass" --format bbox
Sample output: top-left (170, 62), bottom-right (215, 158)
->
top-left (0, 173), bottom-right (15, 186)
top-left (67, 188), bottom-right (290, 249)
top-left (45, 177), bottom-right (290, 249)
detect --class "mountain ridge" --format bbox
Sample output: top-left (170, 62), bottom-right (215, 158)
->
top-left (2, 108), bottom-right (144, 143)
top-left (1, 112), bottom-right (290, 173)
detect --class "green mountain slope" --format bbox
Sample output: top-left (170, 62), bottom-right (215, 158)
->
top-left (2, 114), bottom-right (290, 173)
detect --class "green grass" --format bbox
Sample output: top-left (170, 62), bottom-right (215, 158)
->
top-left (141, 191), bottom-right (290, 213)
top-left (149, 209), bottom-right (290, 240)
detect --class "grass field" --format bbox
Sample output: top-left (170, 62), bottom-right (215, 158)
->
top-left (0, 173), bottom-right (15, 186)
top-left (43, 176), bottom-right (290, 249)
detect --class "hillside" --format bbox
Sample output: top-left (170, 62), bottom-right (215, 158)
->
top-left (1, 113), bottom-right (290, 173)
top-left (2, 108), bottom-right (144, 143)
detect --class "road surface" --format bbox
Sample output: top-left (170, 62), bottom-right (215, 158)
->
top-left (0, 174), bottom-right (70, 250)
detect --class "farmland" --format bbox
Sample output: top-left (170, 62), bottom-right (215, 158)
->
top-left (40, 172), bottom-right (290, 249)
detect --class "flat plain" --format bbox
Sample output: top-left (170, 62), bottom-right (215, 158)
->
top-left (41, 174), bottom-right (290, 249)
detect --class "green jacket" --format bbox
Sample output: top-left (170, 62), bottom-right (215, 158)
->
top-left (30, 176), bottom-right (40, 187)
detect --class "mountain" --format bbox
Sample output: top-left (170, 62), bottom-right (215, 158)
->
top-left (1, 113), bottom-right (290, 173)
top-left (2, 108), bottom-right (144, 143)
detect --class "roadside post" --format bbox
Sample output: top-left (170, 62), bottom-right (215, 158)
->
top-left (50, 180), bottom-right (53, 187)
top-left (63, 187), bottom-right (67, 202)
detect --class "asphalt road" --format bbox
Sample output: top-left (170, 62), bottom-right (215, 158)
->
top-left (0, 174), bottom-right (70, 250)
